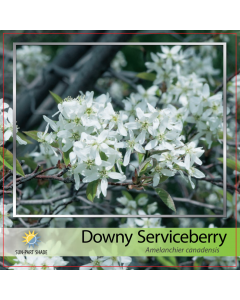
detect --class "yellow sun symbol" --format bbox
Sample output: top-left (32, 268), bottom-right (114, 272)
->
top-left (22, 231), bottom-right (41, 248)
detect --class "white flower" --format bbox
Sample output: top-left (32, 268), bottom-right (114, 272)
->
top-left (136, 85), bottom-right (159, 106)
top-left (137, 195), bottom-right (148, 206)
top-left (99, 103), bottom-right (128, 136)
top-left (145, 52), bottom-right (165, 73)
top-left (101, 256), bottom-right (132, 270)
top-left (204, 256), bottom-right (236, 269)
top-left (115, 196), bottom-right (137, 215)
top-left (80, 256), bottom-right (109, 270)
top-left (125, 107), bottom-right (158, 142)
top-left (150, 160), bottom-right (176, 187)
top-left (116, 130), bottom-right (145, 166)
top-left (119, 218), bottom-right (137, 228)
top-left (154, 59), bottom-right (176, 87)
top-left (158, 46), bottom-right (181, 63)
top-left (81, 130), bottom-right (117, 166)
top-left (183, 141), bottom-right (204, 167)
top-left (0, 199), bottom-right (13, 228)
top-left (16, 46), bottom-right (49, 81)
top-left (111, 51), bottom-right (127, 71)
top-left (135, 210), bottom-right (163, 228)
top-left (122, 94), bottom-right (146, 122)
top-left (0, 98), bottom-right (9, 111)
top-left (1, 108), bottom-right (27, 145)
top-left (30, 144), bottom-right (60, 169)
top-left (184, 159), bottom-right (205, 189)
top-left (82, 161), bottom-right (126, 197)
top-left (10, 255), bottom-right (68, 270)
top-left (37, 124), bottom-right (57, 155)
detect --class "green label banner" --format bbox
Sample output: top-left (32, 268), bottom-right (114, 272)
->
top-left (1, 228), bottom-right (239, 256)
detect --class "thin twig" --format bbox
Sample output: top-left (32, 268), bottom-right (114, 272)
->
top-left (108, 68), bottom-right (138, 90)
top-left (214, 69), bottom-right (240, 94)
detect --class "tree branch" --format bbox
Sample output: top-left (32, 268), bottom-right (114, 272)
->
top-left (214, 69), bottom-right (240, 94)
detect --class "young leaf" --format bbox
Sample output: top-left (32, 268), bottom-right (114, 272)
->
top-left (138, 153), bottom-right (144, 164)
top-left (218, 158), bottom-right (240, 172)
top-left (50, 91), bottom-right (63, 104)
top-left (86, 180), bottom-right (99, 202)
top-left (216, 189), bottom-right (232, 203)
top-left (51, 141), bottom-right (59, 148)
top-left (158, 175), bottom-right (169, 184)
top-left (193, 257), bottom-right (204, 270)
top-left (18, 156), bottom-right (38, 171)
top-left (155, 188), bottom-right (176, 212)
top-left (17, 132), bottom-right (32, 144)
top-left (23, 131), bottom-right (41, 142)
top-left (156, 257), bottom-right (179, 269)
top-left (218, 131), bottom-right (232, 140)
top-left (3, 256), bottom-right (17, 265)
top-left (0, 147), bottom-right (25, 176)
top-left (24, 131), bottom-right (58, 148)
top-left (136, 72), bottom-right (156, 81)
top-left (63, 148), bottom-right (72, 166)
top-left (139, 157), bottom-right (157, 176)
top-left (135, 193), bottom-right (147, 202)
top-left (100, 152), bottom-right (108, 161)
top-left (121, 190), bottom-right (133, 200)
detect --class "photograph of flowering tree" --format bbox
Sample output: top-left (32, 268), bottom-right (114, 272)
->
top-left (0, 30), bottom-right (239, 270)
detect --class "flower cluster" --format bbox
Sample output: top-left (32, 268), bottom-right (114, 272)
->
top-left (0, 99), bottom-right (26, 145)
top-left (9, 255), bottom-right (68, 270)
top-left (80, 256), bottom-right (132, 270)
top-left (41, 89), bottom-right (205, 197)
top-left (0, 198), bottom-right (13, 228)
top-left (111, 51), bottom-right (127, 72)
top-left (228, 74), bottom-right (240, 101)
top-left (116, 192), bottom-right (163, 228)
top-left (16, 46), bottom-right (49, 81)
top-left (144, 45), bottom-right (224, 148)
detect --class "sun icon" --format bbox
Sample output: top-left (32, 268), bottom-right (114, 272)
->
top-left (22, 231), bottom-right (41, 249)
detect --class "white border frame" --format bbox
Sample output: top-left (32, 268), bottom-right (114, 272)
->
top-left (12, 42), bottom-right (227, 218)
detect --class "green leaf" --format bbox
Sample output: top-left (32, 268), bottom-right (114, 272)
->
top-left (155, 188), bottom-right (176, 212)
top-left (156, 89), bottom-right (161, 97)
top-left (193, 257), bottom-right (204, 270)
top-left (23, 131), bottom-right (41, 142)
top-left (16, 132), bottom-right (32, 144)
top-left (218, 158), bottom-right (240, 172)
top-left (139, 157), bottom-right (157, 176)
top-left (100, 151), bottom-right (108, 161)
top-left (18, 156), bottom-right (37, 171)
top-left (24, 131), bottom-right (58, 148)
top-left (168, 256), bottom-right (179, 266)
top-left (158, 175), bottom-right (169, 183)
top-left (3, 256), bottom-right (17, 265)
top-left (136, 72), bottom-right (156, 81)
top-left (218, 131), bottom-right (232, 140)
top-left (63, 148), bottom-right (72, 166)
top-left (139, 162), bottom-right (151, 176)
top-left (135, 193), bottom-right (147, 202)
top-left (0, 147), bottom-right (25, 176)
top-left (216, 189), bottom-right (232, 202)
top-left (86, 180), bottom-right (99, 202)
top-left (138, 153), bottom-right (144, 164)
top-left (50, 141), bottom-right (59, 148)
top-left (156, 257), bottom-right (179, 269)
top-left (121, 190), bottom-right (133, 200)
top-left (50, 91), bottom-right (63, 104)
